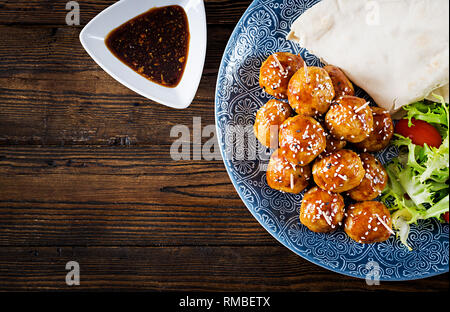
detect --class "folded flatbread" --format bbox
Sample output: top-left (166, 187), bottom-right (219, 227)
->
top-left (287, 0), bottom-right (449, 113)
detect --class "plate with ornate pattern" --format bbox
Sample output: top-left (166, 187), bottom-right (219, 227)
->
top-left (214, 0), bottom-right (449, 280)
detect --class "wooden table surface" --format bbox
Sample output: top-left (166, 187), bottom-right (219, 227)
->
top-left (0, 0), bottom-right (448, 292)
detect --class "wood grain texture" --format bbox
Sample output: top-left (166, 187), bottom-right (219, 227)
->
top-left (0, 0), bottom-right (448, 291)
top-left (1, 246), bottom-right (448, 292)
top-left (0, 25), bottom-right (231, 145)
top-left (0, 0), bottom-right (249, 26)
top-left (0, 146), bottom-right (274, 247)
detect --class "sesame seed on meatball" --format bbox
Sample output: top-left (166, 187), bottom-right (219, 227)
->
top-left (344, 201), bottom-right (393, 244)
top-left (287, 66), bottom-right (335, 116)
top-left (325, 96), bottom-right (374, 143)
top-left (300, 187), bottom-right (345, 233)
top-left (279, 115), bottom-right (327, 167)
top-left (312, 149), bottom-right (365, 193)
top-left (266, 149), bottom-right (312, 194)
top-left (348, 153), bottom-right (388, 201)
top-left (254, 99), bottom-right (293, 148)
top-left (323, 65), bottom-right (355, 99)
top-left (355, 107), bottom-right (394, 152)
top-left (260, 52), bottom-right (305, 100)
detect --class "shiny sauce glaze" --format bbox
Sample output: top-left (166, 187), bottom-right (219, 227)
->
top-left (105, 5), bottom-right (189, 88)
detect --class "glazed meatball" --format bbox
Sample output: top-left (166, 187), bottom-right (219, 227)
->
top-left (260, 52), bottom-right (305, 99)
top-left (254, 99), bottom-right (293, 148)
top-left (300, 187), bottom-right (345, 233)
top-left (355, 107), bottom-right (394, 152)
top-left (287, 66), bottom-right (335, 116)
top-left (312, 149), bottom-right (365, 193)
top-left (324, 65), bottom-right (355, 98)
top-left (348, 153), bottom-right (388, 201)
top-left (325, 96), bottom-right (374, 143)
top-left (279, 115), bottom-right (327, 166)
top-left (344, 201), bottom-right (393, 244)
top-left (324, 133), bottom-right (347, 154)
top-left (266, 149), bottom-right (312, 194)
top-left (315, 119), bottom-right (347, 157)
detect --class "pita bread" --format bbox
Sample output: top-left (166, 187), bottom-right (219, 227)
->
top-left (287, 0), bottom-right (449, 113)
top-left (426, 84), bottom-right (449, 102)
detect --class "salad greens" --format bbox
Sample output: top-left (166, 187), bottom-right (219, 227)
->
top-left (381, 95), bottom-right (449, 250)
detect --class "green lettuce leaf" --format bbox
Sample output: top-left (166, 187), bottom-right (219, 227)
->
top-left (381, 95), bottom-right (449, 250)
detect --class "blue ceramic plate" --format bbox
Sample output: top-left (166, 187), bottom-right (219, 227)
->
top-left (214, 0), bottom-right (449, 280)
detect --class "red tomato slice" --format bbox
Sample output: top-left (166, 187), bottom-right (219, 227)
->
top-left (395, 118), bottom-right (442, 148)
top-left (444, 212), bottom-right (449, 223)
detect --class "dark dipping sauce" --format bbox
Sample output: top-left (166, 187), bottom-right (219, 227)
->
top-left (105, 5), bottom-right (189, 88)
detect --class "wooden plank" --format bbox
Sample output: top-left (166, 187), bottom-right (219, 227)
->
top-left (0, 146), bottom-right (276, 246)
top-left (0, 246), bottom-right (447, 291)
top-left (0, 24), bottom-right (230, 78)
top-left (0, 79), bottom-right (216, 145)
top-left (0, 0), bottom-right (251, 26)
top-left (0, 25), bottom-right (233, 145)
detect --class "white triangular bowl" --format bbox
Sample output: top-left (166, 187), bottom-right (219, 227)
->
top-left (80, 0), bottom-right (207, 109)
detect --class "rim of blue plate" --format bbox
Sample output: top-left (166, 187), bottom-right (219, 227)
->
top-left (214, 0), bottom-right (449, 281)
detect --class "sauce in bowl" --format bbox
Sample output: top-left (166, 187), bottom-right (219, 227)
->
top-left (105, 5), bottom-right (190, 88)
